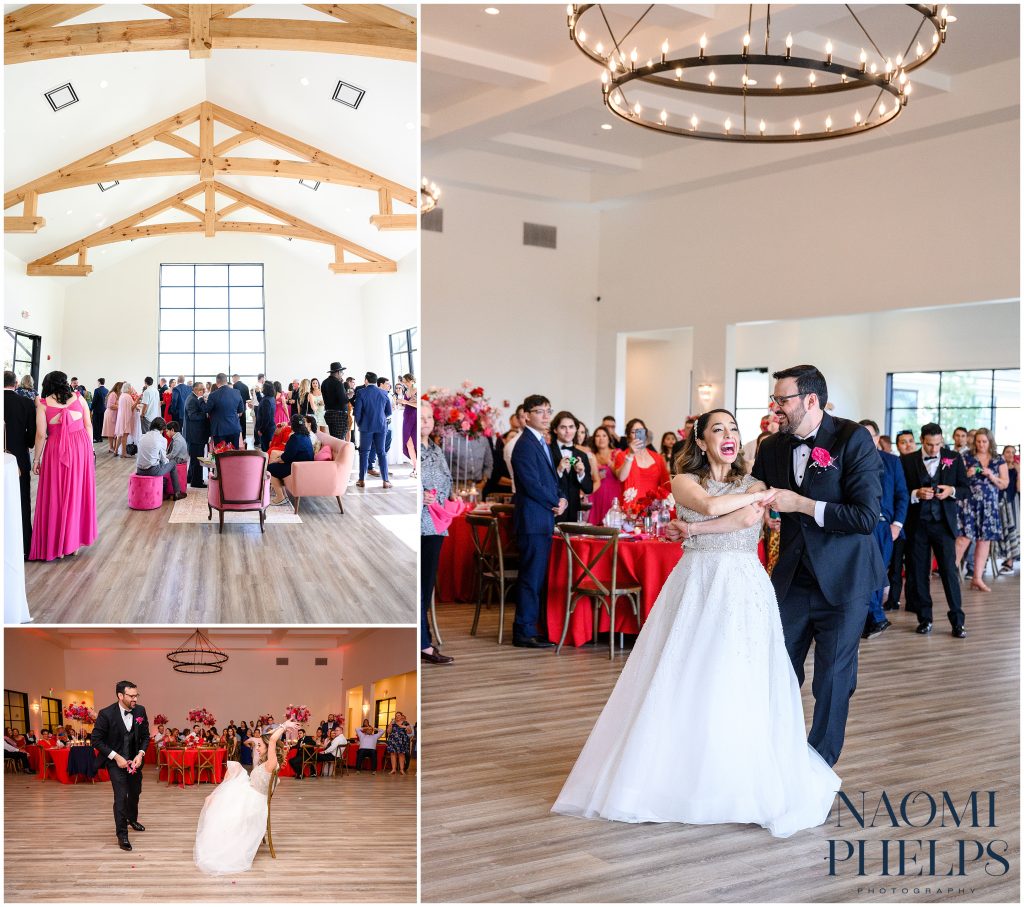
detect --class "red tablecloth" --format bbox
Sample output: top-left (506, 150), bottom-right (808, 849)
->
top-left (38, 746), bottom-right (110, 784)
top-left (25, 745), bottom-right (41, 772)
top-left (159, 748), bottom-right (227, 787)
top-left (546, 536), bottom-right (684, 646)
top-left (435, 512), bottom-right (515, 603)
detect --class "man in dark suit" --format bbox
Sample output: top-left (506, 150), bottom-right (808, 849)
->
top-left (549, 410), bottom-right (593, 522)
top-left (184, 382), bottom-right (210, 488)
top-left (321, 362), bottom-right (348, 440)
top-left (3, 370), bottom-right (36, 558)
top-left (92, 680), bottom-right (149, 851)
top-left (202, 373), bottom-right (244, 448)
top-left (885, 429), bottom-right (919, 611)
top-left (900, 422), bottom-right (970, 638)
top-left (858, 420), bottom-right (909, 639)
top-left (511, 394), bottom-right (567, 648)
top-left (231, 374), bottom-right (251, 447)
top-left (169, 373), bottom-right (190, 426)
top-left (353, 372), bottom-right (393, 488)
top-left (288, 729), bottom-right (317, 780)
top-left (91, 378), bottom-right (109, 442)
top-left (752, 365), bottom-right (884, 767)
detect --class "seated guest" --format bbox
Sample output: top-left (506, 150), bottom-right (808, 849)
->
top-left (255, 381), bottom-right (276, 453)
top-left (355, 721), bottom-right (383, 774)
top-left (612, 418), bottom-right (670, 499)
top-left (305, 415), bottom-right (324, 457)
top-left (136, 418), bottom-right (186, 500)
top-left (287, 728), bottom-right (317, 780)
top-left (267, 423), bottom-right (292, 463)
top-left (24, 730), bottom-right (36, 746)
top-left (268, 414), bottom-right (314, 506)
top-left (319, 727), bottom-right (348, 764)
top-left (659, 432), bottom-right (679, 473)
top-left (164, 421), bottom-right (189, 465)
top-left (3, 733), bottom-right (34, 773)
top-left (152, 724), bottom-right (167, 745)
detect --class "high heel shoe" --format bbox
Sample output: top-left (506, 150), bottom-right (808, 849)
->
top-left (970, 580), bottom-right (992, 593)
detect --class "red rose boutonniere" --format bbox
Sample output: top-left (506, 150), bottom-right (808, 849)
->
top-left (136, 716), bottom-right (144, 725)
top-left (809, 447), bottom-right (837, 470)
top-left (941, 457), bottom-right (954, 468)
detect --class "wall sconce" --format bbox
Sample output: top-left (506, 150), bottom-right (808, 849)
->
top-left (362, 702), bottom-right (369, 716)
top-left (697, 384), bottom-right (714, 406)
top-left (31, 701), bottom-right (39, 714)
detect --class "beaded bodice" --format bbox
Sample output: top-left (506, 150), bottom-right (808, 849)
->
top-left (676, 474), bottom-right (761, 553)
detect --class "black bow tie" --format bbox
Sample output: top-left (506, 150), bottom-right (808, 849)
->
top-left (560, 445), bottom-right (573, 452)
top-left (924, 456), bottom-right (939, 462)
top-left (123, 710), bottom-right (132, 717)
top-left (793, 435), bottom-right (816, 448)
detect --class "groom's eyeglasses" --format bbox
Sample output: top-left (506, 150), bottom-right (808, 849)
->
top-left (768, 392), bottom-right (808, 407)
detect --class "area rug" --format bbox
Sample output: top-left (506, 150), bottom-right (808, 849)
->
top-left (167, 488), bottom-right (302, 525)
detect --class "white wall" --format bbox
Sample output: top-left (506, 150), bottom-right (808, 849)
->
top-left (734, 301), bottom-right (1020, 430)
top-left (422, 184), bottom-right (601, 425)
top-left (341, 627), bottom-right (418, 725)
top-left (3, 631), bottom-right (73, 734)
top-left (360, 249), bottom-right (418, 379)
top-left (3, 250), bottom-right (66, 381)
top-left (624, 328), bottom-right (694, 442)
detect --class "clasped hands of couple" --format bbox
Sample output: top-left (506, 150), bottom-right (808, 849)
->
top-left (664, 486), bottom-right (805, 542)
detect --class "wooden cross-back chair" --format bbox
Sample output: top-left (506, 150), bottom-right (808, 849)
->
top-left (466, 508), bottom-right (519, 644)
top-left (263, 768), bottom-right (281, 859)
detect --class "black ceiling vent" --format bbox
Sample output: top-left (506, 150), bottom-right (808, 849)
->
top-left (45, 83), bottom-right (79, 112)
top-left (315, 657), bottom-right (328, 666)
top-left (332, 80), bottom-right (365, 109)
top-left (275, 657), bottom-right (289, 666)
top-left (299, 179), bottom-right (320, 191)
top-left (97, 180), bottom-right (120, 192)
top-left (422, 208), bottom-right (443, 233)
top-left (524, 222), bottom-right (556, 249)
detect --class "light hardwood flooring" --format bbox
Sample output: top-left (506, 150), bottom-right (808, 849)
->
top-left (422, 575), bottom-right (1020, 902)
top-left (20, 440), bottom-right (417, 623)
top-left (4, 766), bottom-right (417, 901)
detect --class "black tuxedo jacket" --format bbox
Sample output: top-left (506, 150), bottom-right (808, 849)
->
top-left (752, 412), bottom-right (885, 605)
top-left (183, 393), bottom-right (210, 446)
top-left (3, 388), bottom-right (36, 474)
top-left (549, 440), bottom-right (594, 523)
top-left (900, 448), bottom-right (969, 538)
top-left (93, 703), bottom-right (150, 763)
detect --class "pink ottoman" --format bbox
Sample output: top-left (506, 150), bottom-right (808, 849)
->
top-left (128, 474), bottom-right (164, 510)
top-left (163, 463), bottom-right (188, 495)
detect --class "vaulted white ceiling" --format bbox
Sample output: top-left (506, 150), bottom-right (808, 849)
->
top-left (422, 3), bottom-right (1019, 204)
top-left (4, 3), bottom-right (418, 279)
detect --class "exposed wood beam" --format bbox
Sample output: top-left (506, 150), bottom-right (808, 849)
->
top-left (329, 261), bottom-right (396, 274)
top-left (77, 247), bottom-right (88, 266)
top-left (173, 202), bottom-right (205, 221)
top-left (199, 101), bottom-right (214, 180)
top-left (370, 214), bottom-right (416, 231)
top-left (155, 132), bottom-right (200, 157)
top-left (27, 265), bottom-right (93, 277)
top-left (378, 187), bottom-right (393, 215)
top-left (209, 5), bottom-right (252, 17)
top-left (4, 104), bottom-right (201, 210)
top-left (306, 4), bottom-right (416, 34)
top-left (215, 200), bottom-right (248, 218)
top-left (6, 17), bottom-right (416, 64)
top-left (33, 158), bottom-right (199, 193)
top-left (23, 191), bottom-right (38, 217)
top-left (143, 4), bottom-right (189, 18)
top-left (188, 4), bottom-right (211, 58)
top-left (211, 131), bottom-right (256, 155)
top-left (5, 5), bottom-right (101, 33)
top-left (204, 183), bottom-right (216, 237)
top-left (4, 216), bottom-right (45, 233)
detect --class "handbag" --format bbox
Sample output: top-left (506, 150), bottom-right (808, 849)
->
top-left (126, 443), bottom-right (138, 456)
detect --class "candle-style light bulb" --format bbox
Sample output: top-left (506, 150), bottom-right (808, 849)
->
top-left (808, 72), bottom-right (816, 86)
top-left (630, 48), bottom-right (638, 63)
top-left (690, 114), bottom-right (699, 131)
top-left (825, 39), bottom-right (833, 65)
top-left (661, 38), bottom-right (669, 63)
top-left (675, 66), bottom-right (683, 80)
top-left (699, 33), bottom-right (707, 59)
top-left (879, 101), bottom-right (886, 115)
top-left (793, 118), bottom-right (801, 134)
top-left (904, 82), bottom-right (913, 96)
top-left (742, 32), bottom-right (750, 57)
top-left (775, 72), bottom-right (783, 88)
top-left (916, 41), bottom-right (924, 58)
top-left (601, 70), bottom-right (609, 92)
top-left (854, 110), bottom-right (862, 124)
top-left (859, 48), bottom-right (867, 72)
top-left (609, 56), bottom-right (617, 72)
top-left (932, 31), bottom-right (939, 46)
top-left (596, 41), bottom-right (604, 55)
top-left (759, 119), bottom-right (766, 134)
top-left (841, 73), bottom-right (848, 83)
top-left (724, 117), bottom-right (732, 133)
top-left (825, 115), bottom-right (833, 132)
top-left (660, 109), bottom-right (668, 124)
top-left (578, 29), bottom-right (586, 43)
top-left (708, 70), bottom-right (716, 85)
top-left (633, 101), bottom-right (642, 116)
top-left (870, 62), bottom-right (877, 74)
top-left (896, 53), bottom-right (903, 66)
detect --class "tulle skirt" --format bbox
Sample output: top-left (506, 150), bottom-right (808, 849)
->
top-left (194, 763), bottom-right (268, 874)
top-left (552, 548), bottom-right (840, 838)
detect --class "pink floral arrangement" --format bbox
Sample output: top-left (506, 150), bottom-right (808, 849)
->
top-left (257, 713), bottom-right (274, 727)
top-left (63, 702), bottom-right (96, 723)
top-left (809, 447), bottom-right (837, 470)
top-left (153, 713), bottom-right (168, 726)
top-left (941, 457), bottom-right (954, 468)
top-left (187, 707), bottom-right (216, 728)
top-left (212, 441), bottom-right (235, 454)
top-left (284, 704), bottom-right (311, 725)
top-left (423, 381), bottom-right (496, 439)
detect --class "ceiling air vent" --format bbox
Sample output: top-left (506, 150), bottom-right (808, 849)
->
top-left (275, 657), bottom-right (289, 666)
top-left (315, 657), bottom-right (328, 666)
top-left (422, 208), bottom-right (443, 233)
top-left (45, 83), bottom-right (78, 112)
top-left (299, 179), bottom-right (320, 191)
top-left (97, 180), bottom-right (120, 192)
top-left (524, 222), bottom-right (556, 249)
top-left (332, 80), bottom-right (366, 109)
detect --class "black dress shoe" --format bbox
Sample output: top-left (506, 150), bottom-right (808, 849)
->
top-left (951, 625), bottom-right (967, 638)
top-left (128, 821), bottom-right (145, 832)
top-left (117, 836), bottom-right (132, 851)
top-left (862, 619), bottom-right (891, 639)
top-left (882, 602), bottom-right (899, 611)
top-left (512, 637), bottom-right (554, 649)
top-left (421, 649), bottom-right (455, 665)
top-left (915, 621), bottom-right (933, 634)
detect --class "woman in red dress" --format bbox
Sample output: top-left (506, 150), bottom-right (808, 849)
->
top-left (612, 418), bottom-right (671, 500)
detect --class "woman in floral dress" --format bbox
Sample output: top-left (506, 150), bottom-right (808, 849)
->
top-left (955, 428), bottom-right (1010, 592)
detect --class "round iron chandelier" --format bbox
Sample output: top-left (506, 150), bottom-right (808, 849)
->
top-left (421, 177), bottom-right (441, 213)
top-left (568, 4), bottom-right (955, 142)
top-left (167, 628), bottom-right (228, 675)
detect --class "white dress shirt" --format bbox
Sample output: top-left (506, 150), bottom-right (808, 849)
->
top-left (136, 430), bottom-right (169, 470)
top-left (791, 432), bottom-right (828, 529)
top-left (324, 734), bottom-right (348, 757)
top-left (356, 729), bottom-right (383, 749)
top-left (108, 707), bottom-right (146, 760)
top-left (141, 385), bottom-right (160, 421)
top-left (910, 450), bottom-right (956, 504)
top-left (503, 431), bottom-right (520, 492)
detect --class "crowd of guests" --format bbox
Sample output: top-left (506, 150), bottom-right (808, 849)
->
top-left (3, 363), bottom-right (419, 564)
top-left (420, 389), bottom-right (1021, 657)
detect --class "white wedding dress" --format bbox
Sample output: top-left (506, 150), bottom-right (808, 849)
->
top-left (194, 760), bottom-right (273, 874)
top-left (552, 474), bottom-right (840, 838)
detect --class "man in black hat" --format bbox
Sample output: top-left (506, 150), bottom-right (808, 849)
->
top-left (322, 362), bottom-right (348, 440)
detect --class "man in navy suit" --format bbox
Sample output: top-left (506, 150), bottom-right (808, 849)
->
top-left (201, 373), bottom-right (244, 449)
top-left (353, 371), bottom-right (393, 488)
top-left (858, 420), bottom-right (909, 639)
top-left (169, 373), bottom-right (191, 426)
top-left (184, 382), bottom-right (210, 488)
top-left (510, 395), bottom-right (567, 648)
top-left (752, 365), bottom-right (885, 766)
top-left (900, 422), bottom-right (970, 638)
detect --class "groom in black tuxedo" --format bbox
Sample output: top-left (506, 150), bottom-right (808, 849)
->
top-left (92, 680), bottom-right (150, 851)
top-left (752, 365), bottom-right (884, 767)
top-left (549, 410), bottom-right (594, 523)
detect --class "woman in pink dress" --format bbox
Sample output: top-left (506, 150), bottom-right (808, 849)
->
top-left (587, 425), bottom-right (623, 525)
top-left (29, 371), bottom-right (98, 562)
top-left (101, 380), bottom-right (122, 453)
top-left (114, 382), bottom-right (138, 458)
top-left (273, 381), bottom-right (289, 425)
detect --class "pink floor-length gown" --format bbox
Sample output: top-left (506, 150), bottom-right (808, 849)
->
top-left (29, 400), bottom-right (98, 561)
top-left (274, 393), bottom-right (289, 425)
top-left (587, 463), bottom-right (623, 526)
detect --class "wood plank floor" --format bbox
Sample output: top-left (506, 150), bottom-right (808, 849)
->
top-left (4, 766), bottom-right (417, 901)
top-left (19, 440), bottom-right (417, 623)
top-left (422, 575), bottom-right (1020, 903)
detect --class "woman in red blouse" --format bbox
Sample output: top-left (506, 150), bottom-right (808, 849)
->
top-left (612, 418), bottom-right (671, 499)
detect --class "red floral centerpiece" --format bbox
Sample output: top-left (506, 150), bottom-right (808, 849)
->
top-left (153, 713), bottom-right (169, 727)
top-left (187, 707), bottom-right (216, 728)
top-left (284, 704), bottom-right (311, 725)
top-left (423, 381), bottom-right (497, 440)
top-left (63, 702), bottom-right (96, 739)
top-left (212, 441), bottom-right (235, 454)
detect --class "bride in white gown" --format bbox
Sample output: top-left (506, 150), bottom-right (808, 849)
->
top-left (552, 409), bottom-right (840, 838)
top-left (194, 719), bottom-right (298, 873)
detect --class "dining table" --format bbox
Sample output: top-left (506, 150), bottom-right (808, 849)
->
top-left (37, 746), bottom-right (110, 784)
top-left (159, 747), bottom-right (228, 787)
top-left (435, 509), bottom-right (515, 603)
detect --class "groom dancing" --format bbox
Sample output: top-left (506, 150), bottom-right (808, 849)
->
top-left (752, 365), bottom-right (884, 767)
top-left (92, 680), bottom-right (150, 851)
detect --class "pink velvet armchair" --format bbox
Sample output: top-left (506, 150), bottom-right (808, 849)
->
top-left (207, 449), bottom-right (271, 532)
top-left (283, 431), bottom-right (354, 515)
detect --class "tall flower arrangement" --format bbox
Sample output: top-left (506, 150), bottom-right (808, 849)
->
top-left (423, 382), bottom-right (496, 440)
top-left (63, 702), bottom-right (96, 738)
top-left (153, 713), bottom-right (169, 727)
top-left (187, 707), bottom-right (216, 728)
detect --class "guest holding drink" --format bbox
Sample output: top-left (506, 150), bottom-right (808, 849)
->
top-left (421, 404), bottom-right (455, 665)
top-left (612, 418), bottom-right (670, 498)
top-left (955, 428), bottom-right (1009, 592)
top-left (587, 425), bottom-right (623, 526)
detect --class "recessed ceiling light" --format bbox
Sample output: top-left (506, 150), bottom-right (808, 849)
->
top-left (484, 7), bottom-right (500, 14)
top-left (299, 77), bottom-right (309, 86)
top-left (601, 123), bottom-right (613, 130)
top-left (99, 80), bottom-right (108, 89)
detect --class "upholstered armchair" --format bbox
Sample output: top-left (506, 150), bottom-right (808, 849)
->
top-left (283, 431), bottom-right (354, 515)
top-left (207, 449), bottom-right (271, 532)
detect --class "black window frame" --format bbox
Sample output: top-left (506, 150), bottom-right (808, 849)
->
top-left (4, 690), bottom-right (29, 735)
top-left (388, 327), bottom-right (418, 389)
top-left (5, 328), bottom-right (41, 390)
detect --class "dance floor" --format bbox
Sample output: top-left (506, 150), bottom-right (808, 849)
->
top-left (422, 575), bottom-right (1020, 903)
top-left (19, 439), bottom-right (417, 623)
top-left (4, 767), bottom-right (417, 901)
